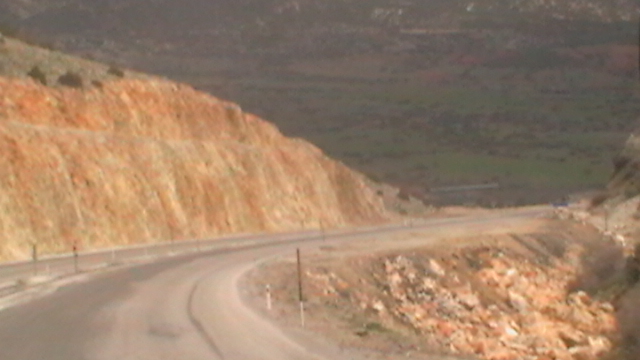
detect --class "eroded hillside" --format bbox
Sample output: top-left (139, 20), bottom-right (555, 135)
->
top-left (2, 0), bottom-right (637, 206)
top-left (0, 77), bottom-right (387, 260)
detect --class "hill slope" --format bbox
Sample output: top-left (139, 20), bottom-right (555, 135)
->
top-left (0, 75), bottom-right (387, 261)
top-left (3, 0), bottom-right (638, 207)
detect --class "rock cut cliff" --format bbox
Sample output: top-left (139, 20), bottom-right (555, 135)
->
top-left (0, 77), bottom-right (387, 260)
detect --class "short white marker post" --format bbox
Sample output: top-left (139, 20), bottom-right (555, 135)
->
top-left (31, 244), bottom-right (38, 276)
top-left (111, 248), bottom-right (116, 263)
top-left (266, 284), bottom-right (272, 311)
top-left (296, 248), bottom-right (305, 327)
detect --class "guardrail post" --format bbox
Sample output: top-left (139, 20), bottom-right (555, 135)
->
top-left (32, 243), bottom-right (38, 276)
top-left (266, 284), bottom-right (272, 311)
top-left (297, 248), bottom-right (305, 327)
top-left (73, 242), bottom-right (79, 273)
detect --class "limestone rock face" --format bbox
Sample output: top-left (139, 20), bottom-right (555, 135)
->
top-left (0, 77), bottom-right (387, 260)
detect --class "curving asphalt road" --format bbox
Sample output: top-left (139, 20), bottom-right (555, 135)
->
top-left (0, 207), bottom-right (548, 360)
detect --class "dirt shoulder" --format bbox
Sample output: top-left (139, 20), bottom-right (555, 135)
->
top-left (242, 215), bottom-right (635, 360)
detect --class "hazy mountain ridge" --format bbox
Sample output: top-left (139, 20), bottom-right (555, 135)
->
top-left (2, 0), bottom-right (638, 54)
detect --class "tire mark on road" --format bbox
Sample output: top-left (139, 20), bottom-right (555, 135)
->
top-left (188, 273), bottom-right (225, 360)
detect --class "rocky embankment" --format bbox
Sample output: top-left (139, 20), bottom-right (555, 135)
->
top-left (0, 77), bottom-right (387, 260)
top-left (366, 245), bottom-right (615, 360)
top-left (260, 223), bottom-right (626, 360)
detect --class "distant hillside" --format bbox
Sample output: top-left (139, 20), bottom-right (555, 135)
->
top-left (1, 1), bottom-right (637, 54)
top-left (2, 0), bottom-right (638, 206)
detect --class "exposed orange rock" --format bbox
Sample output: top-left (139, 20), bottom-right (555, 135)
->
top-left (0, 77), bottom-right (387, 260)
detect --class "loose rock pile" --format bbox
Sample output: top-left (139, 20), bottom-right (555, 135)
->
top-left (307, 245), bottom-right (617, 360)
top-left (378, 247), bottom-right (616, 360)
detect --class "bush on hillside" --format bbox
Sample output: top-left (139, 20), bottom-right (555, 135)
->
top-left (107, 65), bottom-right (125, 77)
top-left (57, 71), bottom-right (84, 88)
top-left (91, 80), bottom-right (103, 89)
top-left (27, 66), bottom-right (48, 85)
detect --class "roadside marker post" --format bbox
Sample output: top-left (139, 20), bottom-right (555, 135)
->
top-left (111, 248), bottom-right (116, 263)
top-left (73, 242), bottom-right (79, 273)
top-left (300, 301), bottom-right (305, 328)
top-left (296, 248), bottom-right (305, 327)
top-left (31, 244), bottom-right (38, 276)
top-left (266, 284), bottom-right (272, 311)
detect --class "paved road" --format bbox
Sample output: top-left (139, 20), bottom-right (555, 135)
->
top-left (0, 207), bottom-right (547, 360)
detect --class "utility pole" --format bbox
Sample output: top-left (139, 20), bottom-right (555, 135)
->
top-left (296, 248), bottom-right (305, 327)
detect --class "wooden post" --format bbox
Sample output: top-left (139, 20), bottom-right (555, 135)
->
top-left (32, 244), bottom-right (38, 276)
top-left (73, 242), bottom-right (79, 273)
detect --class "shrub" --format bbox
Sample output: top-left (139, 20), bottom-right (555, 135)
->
top-left (57, 71), bottom-right (83, 88)
top-left (107, 65), bottom-right (125, 77)
top-left (91, 80), bottom-right (103, 89)
top-left (27, 66), bottom-right (47, 85)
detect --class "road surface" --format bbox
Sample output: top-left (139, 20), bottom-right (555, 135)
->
top-left (0, 207), bottom-right (547, 360)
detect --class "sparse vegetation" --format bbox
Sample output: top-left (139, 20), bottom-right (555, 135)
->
top-left (57, 71), bottom-right (84, 88)
top-left (26, 66), bottom-right (47, 85)
top-left (107, 65), bottom-right (125, 77)
top-left (91, 80), bottom-right (103, 89)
